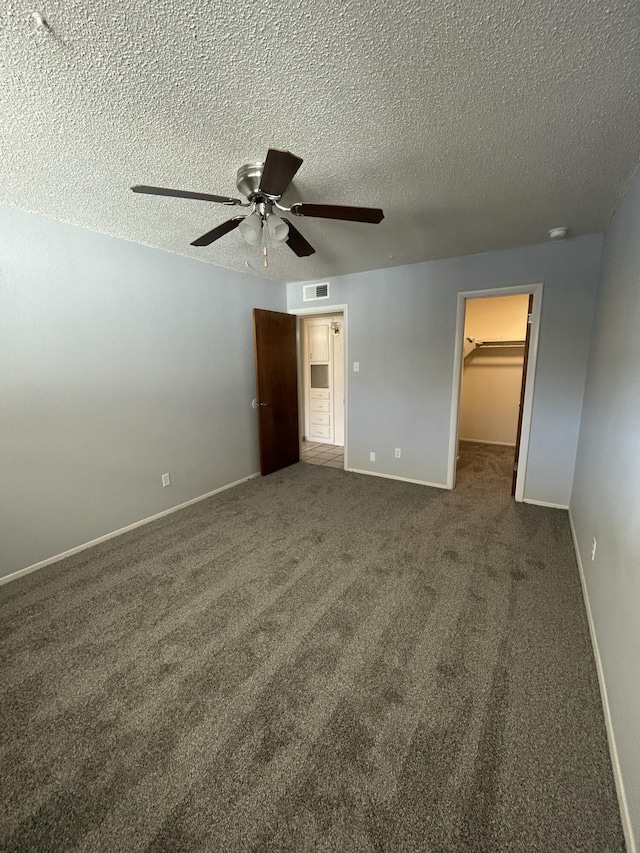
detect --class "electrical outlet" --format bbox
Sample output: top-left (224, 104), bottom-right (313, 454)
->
top-left (591, 537), bottom-right (597, 561)
top-left (395, 448), bottom-right (401, 459)
top-left (162, 473), bottom-right (171, 488)
top-left (369, 451), bottom-right (376, 462)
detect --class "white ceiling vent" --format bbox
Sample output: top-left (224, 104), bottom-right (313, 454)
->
top-left (303, 282), bottom-right (330, 301)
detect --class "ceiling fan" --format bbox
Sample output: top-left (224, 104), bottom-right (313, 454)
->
top-left (131, 148), bottom-right (384, 266)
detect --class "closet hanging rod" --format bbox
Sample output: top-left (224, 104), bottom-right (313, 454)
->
top-left (466, 337), bottom-right (526, 349)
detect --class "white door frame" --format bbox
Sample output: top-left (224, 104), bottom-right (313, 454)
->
top-left (446, 283), bottom-right (543, 502)
top-left (289, 304), bottom-right (349, 470)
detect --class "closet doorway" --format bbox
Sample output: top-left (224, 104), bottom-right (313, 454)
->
top-left (448, 285), bottom-right (542, 500)
top-left (295, 309), bottom-right (347, 470)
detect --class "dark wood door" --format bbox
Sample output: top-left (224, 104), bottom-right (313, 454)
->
top-left (253, 308), bottom-right (299, 476)
top-left (512, 294), bottom-right (534, 495)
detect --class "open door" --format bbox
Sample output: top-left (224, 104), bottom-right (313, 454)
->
top-left (253, 308), bottom-right (299, 475)
top-left (511, 294), bottom-right (534, 495)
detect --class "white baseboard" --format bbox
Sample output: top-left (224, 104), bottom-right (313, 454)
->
top-left (568, 509), bottom-right (636, 853)
top-left (523, 498), bottom-right (569, 510)
top-left (0, 473), bottom-right (261, 587)
top-left (347, 468), bottom-right (448, 490)
top-left (459, 437), bottom-right (516, 447)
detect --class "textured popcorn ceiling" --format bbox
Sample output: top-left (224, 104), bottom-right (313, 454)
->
top-left (1, 0), bottom-right (640, 283)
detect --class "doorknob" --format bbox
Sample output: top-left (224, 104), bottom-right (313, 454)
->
top-left (251, 398), bottom-right (269, 409)
top-left (257, 401), bottom-right (269, 407)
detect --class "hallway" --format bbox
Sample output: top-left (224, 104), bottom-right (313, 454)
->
top-left (301, 441), bottom-right (344, 469)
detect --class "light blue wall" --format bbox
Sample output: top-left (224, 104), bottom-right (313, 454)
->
top-left (287, 236), bottom-right (603, 505)
top-left (0, 206), bottom-right (285, 578)
top-left (571, 167), bottom-right (640, 849)
top-left (0, 208), bottom-right (605, 578)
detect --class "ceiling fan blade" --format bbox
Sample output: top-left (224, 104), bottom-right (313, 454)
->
top-left (282, 219), bottom-right (315, 257)
top-left (190, 217), bottom-right (244, 246)
top-left (259, 149), bottom-right (303, 197)
top-left (131, 185), bottom-right (242, 205)
top-left (291, 203), bottom-right (384, 224)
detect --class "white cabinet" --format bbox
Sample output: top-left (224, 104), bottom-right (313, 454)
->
top-left (308, 324), bottom-right (330, 363)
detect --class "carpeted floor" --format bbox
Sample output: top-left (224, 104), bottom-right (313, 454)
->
top-left (0, 444), bottom-right (625, 851)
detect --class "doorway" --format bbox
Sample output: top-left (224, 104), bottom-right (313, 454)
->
top-left (447, 284), bottom-right (542, 501)
top-left (298, 312), bottom-right (345, 469)
top-left (290, 305), bottom-right (348, 471)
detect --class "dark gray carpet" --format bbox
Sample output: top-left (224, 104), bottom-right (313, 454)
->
top-left (0, 443), bottom-right (625, 851)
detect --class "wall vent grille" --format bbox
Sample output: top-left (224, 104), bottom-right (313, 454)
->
top-left (303, 282), bottom-right (330, 301)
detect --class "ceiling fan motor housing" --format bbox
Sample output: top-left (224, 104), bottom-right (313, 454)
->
top-left (236, 162), bottom-right (266, 201)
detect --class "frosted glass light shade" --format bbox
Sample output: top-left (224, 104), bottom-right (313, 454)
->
top-left (266, 214), bottom-right (289, 243)
top-left (238, 212), bottom-right (263, 244)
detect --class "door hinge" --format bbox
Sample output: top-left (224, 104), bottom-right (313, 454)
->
top-left (513, 461), bottom-right (518, 472)
top-left (527, 313), bottom-right (533, 325)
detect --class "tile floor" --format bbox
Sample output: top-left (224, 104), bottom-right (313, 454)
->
top-left (301, 441), bottom-right (344, 468)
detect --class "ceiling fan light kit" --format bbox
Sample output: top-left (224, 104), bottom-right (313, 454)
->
top-left (238, 211), bottom-right (263, 244)
top-left (131, 148), bottom-right (384, 266)
top-left (266, 213), bottom-right (289, 243)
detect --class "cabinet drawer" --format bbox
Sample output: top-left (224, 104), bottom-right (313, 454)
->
top-left (310, 389), bottom-right (330, 400)
top-left (310, 412), bottom-right (330, 426)
top-left (310, 425), bottom-right (331, 439)
top-left (310, 400), bottom-right (330, 413)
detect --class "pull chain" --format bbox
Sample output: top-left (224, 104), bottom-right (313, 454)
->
top-left (261, 216), bottom-right (269, 268)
